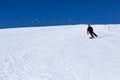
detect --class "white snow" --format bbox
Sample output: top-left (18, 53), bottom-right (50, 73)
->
top-left (0, 24), bottom-right (120, 80)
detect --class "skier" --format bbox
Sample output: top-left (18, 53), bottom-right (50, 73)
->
top-left (87, 24), bottom-right (98, 39)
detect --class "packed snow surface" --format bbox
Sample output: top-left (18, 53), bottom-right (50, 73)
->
top-left (0, 24), bottom-right (120, 80)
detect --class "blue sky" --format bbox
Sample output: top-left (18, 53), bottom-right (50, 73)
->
top-left (0, 0), bottom-right (120, 28)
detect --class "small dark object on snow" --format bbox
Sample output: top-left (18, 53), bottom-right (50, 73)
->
top-left (89, 37), bottom-right (94, 39)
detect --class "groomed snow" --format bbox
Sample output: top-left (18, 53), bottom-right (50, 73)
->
top-left (0, 24), bottom-right (120, 80)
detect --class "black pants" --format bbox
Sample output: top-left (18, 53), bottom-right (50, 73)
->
top-left (90, 32), bottom-right (97, 37)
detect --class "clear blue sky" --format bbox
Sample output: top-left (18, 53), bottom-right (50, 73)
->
top-left (0, 0), bottom-right (120, 28)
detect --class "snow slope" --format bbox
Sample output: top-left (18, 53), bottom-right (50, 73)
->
top-left (0, 24), bottom-right (120, 80)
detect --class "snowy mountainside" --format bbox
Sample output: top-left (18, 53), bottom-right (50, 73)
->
top-left (0, 24), bottom-right (120, 80)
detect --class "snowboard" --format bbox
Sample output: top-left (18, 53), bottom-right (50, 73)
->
top-left (89, 37), bottom-right (94, 39)
top-left (89, 36), bottom-right (101, 39)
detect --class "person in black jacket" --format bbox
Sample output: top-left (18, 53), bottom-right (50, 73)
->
top-left (87, 24), bottom-right (97, 38)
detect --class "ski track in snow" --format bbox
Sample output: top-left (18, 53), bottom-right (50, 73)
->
top-left (0, 25), bottom-right (120, 80)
